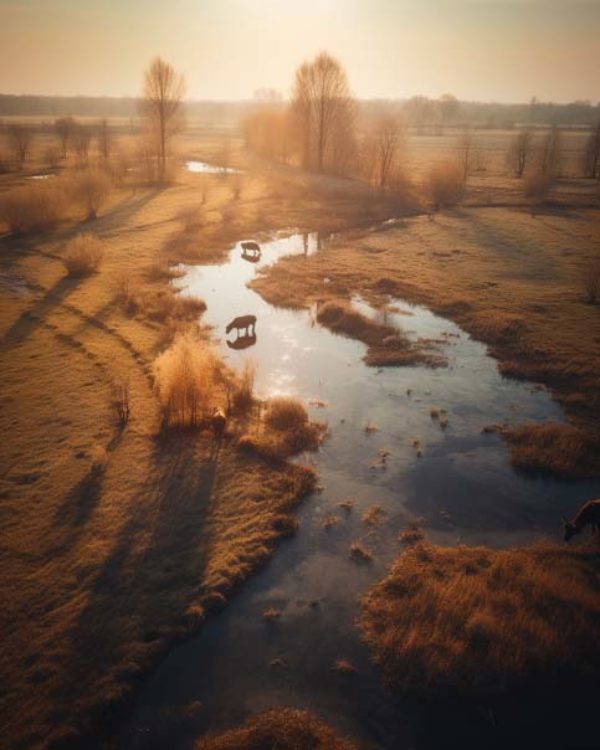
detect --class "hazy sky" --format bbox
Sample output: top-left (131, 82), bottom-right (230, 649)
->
top-left (0, 0), bottom-right (598, 103)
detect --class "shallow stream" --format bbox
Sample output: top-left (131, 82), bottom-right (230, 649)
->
top-left (120, 230), bottom-right (600, 749)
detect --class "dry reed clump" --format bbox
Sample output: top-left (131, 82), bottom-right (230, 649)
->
top-left (225, 360), bottom-right (256, 415)
top-left (238, 397), bottom-right (326, 461)
top-left (153, 334), bottom-right (220, 428)
top-left (359, 540), bottom-right (600, 697)
top-left (194, 708), bottom-right (357, 750)
top-left (499, 421), bottom-right (600, 478)
top-left (0, 181), bottom-right (68, 234)
top-left (427, 163), bottom-right (465, 210)
top-left (69, 168), bottom-right (111, 220)
top-left (62, 234), bottom-right (104, 277)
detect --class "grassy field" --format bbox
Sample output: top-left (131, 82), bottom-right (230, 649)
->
top-left (0, 120), bottom-right (599, 748)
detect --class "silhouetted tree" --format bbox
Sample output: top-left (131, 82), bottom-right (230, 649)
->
top-left (140, 57), bottom-right (185, 181)
top-left (539, 125), bottom-right (562, 178)
top-left (438, 94), bottom-right (459, 135)
top-left (73, 124), bottom-right (92, 167)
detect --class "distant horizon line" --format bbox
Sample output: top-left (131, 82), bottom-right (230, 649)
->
top-left (1, 92), bottom-right (599, 108)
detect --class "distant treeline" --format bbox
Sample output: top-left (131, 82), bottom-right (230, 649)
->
top-left (1, 94), bottom-right (598, 128)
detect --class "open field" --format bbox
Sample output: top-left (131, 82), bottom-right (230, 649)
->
top-left (1, 117), bottom-right (599, 750)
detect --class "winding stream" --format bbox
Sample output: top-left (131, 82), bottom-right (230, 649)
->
top-left (120, 230), bottom-right (600, 749)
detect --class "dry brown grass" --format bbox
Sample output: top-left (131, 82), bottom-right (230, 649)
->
top-left (69, 168), bottom-right (111, 220)
top-left (153, 333), bottom-right (221, 428)
top-left (360, 540), bottom-right (600, 696)
top-left (499, 422), bottom-right (600, 478)
top-left (225, 360), bottom-right (255, 414)
top-left (238, 397), bottom-right (325, 461)
top-left (62, 234), bottom-right (104, 276)
top-left (0, 181), bottom-right (67, 234)
top-left (194, 708), bottom-right (357, 750)
top-left (316, 299), bottom-right (444, 368)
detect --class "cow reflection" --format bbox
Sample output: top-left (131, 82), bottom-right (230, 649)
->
top-left (241, 241), bottom-right (261, 263)
top-left (226, 314), bottom-right (257, 350)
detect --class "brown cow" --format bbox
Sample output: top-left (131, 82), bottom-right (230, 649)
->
top-left (562, 498), bottom-right (600, 542)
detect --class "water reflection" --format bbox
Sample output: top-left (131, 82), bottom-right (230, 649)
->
top-left (185, 160), bottom-right (242, 174)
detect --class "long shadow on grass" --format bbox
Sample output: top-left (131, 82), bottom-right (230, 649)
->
top-left (0, 276), bottom-right (83, 349)
top-left (62, 434), bottom-right (221, 731)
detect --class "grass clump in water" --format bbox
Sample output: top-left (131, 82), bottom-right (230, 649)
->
top-left (360, 540), bottom-right (600, 696)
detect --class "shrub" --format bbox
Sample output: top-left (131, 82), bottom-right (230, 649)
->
top-left (266, 396), bottom-right (308, 432)
top-left (70, 168), bottom-right (111, 220)
top-left (194, 708), bottom-right (357, 750)
top-left (427, 163), bottom-right (465, 210)
top-left (153, 334), bottom-right (220, 428)
top-left (0, 182), bottom-right (67, 234)
top-left (62, 234), bottom-right (104, 277)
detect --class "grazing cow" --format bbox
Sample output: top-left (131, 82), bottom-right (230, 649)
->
top-left (562, 498), bottom-right (600, 542)
top-left (241, 241), bottom-right (261, 263)
top-left (226, 314), bottom-right (256, 338)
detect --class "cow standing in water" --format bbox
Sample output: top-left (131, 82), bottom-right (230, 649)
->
top-left (226, 315), bottom-right (256, 338)
top-left (563, 499), bottom-right (600, 541)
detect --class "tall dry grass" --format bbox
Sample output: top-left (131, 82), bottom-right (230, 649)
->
top-left (195, 708), bottom-right (357, 750)
top-left (360, 540), bottom-right (600, 696)
top-left (0, 181), bottom-right (68, 234)
top-left (153, 334), bottom-right (220, 428)
top-left (62, 234), bottom-right (104, 277)
top-left (70, 168), bottom-right (111, 220)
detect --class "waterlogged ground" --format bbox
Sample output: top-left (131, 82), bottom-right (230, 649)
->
top-left (120, 231), bottom-right (600, 749)
top-left (185, 160), bottom-right (242, 175)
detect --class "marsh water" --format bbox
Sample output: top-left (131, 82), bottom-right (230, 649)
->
top-left (120, 230), bottom-right (600, 749)
top-left (185, 160), bottom-right (242, 175)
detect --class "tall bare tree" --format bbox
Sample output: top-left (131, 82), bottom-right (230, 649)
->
top-left (438, 94), bottom-right (459, 135)
top-left (291, 52), bottom-right (355, 174)
top-left (508, 128), bottom-right (533, 177)
top-left (457, 126), bottom-right (475, 185)
top-left (73, 124), bottom-right (92, 168)
top-left (140, 57), bottom-right (185, 181)
top-left (8, 124), bottom-right (32, 169)
top-left (584, 121), bottom-right (600, 179)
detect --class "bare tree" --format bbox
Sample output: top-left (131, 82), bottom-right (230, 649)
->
top-left (98, 119), bottom-right (111, 163)
top-left (73, 124), bottom-right (92, 167)
top-left (291, 52), bottom-right (355, 174)
top-left (584, 121), bottom-right (600, 179)
top-left (8, 124), bottom-right (32, 169)
top-left (140, 57), bottom-right (185, 181)
top-left (366, 114), bottom-right (404, 190)
top-left (55, 116), bottom-right (76, 158)
top-left (508, 128), bottom-right (533, 177)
